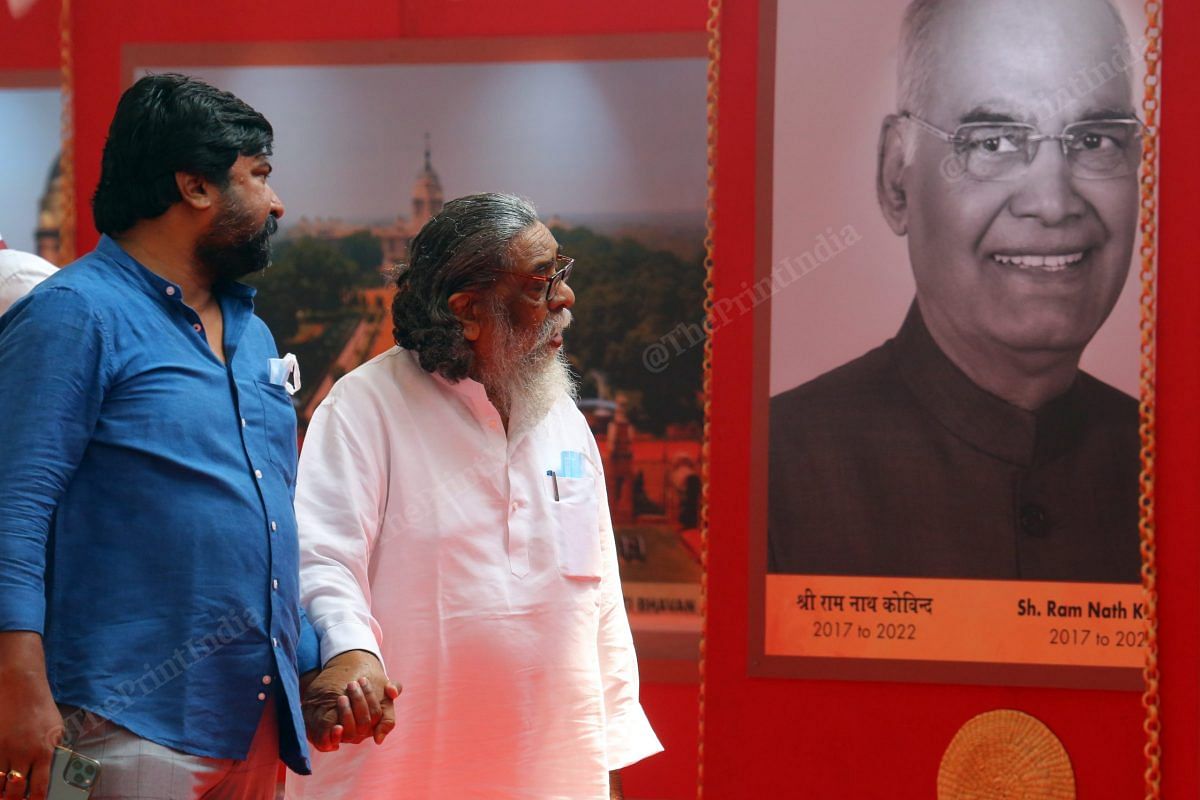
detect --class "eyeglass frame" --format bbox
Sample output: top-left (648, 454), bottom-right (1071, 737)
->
top-left (898, 111), bottom-right (1143, 181)
top-left (491, 253), bottom-right (575, 302)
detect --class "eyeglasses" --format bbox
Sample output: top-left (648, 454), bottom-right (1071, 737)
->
top-left (492, 254), bottom-right (575, 302)
top-left (900, 112), bottom-right (1143, 181)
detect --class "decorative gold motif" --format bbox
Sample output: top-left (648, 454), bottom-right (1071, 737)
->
top-left (937, 710), bottom-right (1075, 800)
top-left (697, 0), bottom-right (720, 795)
top-left (58, 0), bottom-right (76, 262)
top-left (1137, 3), bottom-right (1162, 799)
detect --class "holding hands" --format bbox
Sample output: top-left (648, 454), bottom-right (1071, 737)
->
top-left (301, 650), bottom-right (400, 751)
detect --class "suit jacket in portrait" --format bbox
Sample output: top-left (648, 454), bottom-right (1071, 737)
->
top-left (767, 304), bottom-right (1140, 583)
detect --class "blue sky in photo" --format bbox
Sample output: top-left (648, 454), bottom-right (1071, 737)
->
top-left (0, 87), bottom-right (60, 253)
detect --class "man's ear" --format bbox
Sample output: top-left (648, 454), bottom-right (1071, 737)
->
top-left (448, 291), bottom-right (483, 342)
top-left (876, 115), bottom-right (909, 236)
top-left (175, 172), bottom-right (214, 211)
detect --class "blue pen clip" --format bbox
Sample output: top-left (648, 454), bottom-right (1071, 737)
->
top-left (546, 470), bottom-right (560, 501)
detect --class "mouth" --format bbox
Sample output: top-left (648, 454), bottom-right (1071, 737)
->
top-left (990, 250), bottom-right (1088, 274)
top-left (545, 310), bottom-right (571, 349)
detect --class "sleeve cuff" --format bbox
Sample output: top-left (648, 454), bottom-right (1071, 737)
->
top-left (319, 620), bottom-right (385, 672)
top-left (0, 599), bottom-right (47, 636)
top-left (296, 614), bottom-right (321, 675)
top-left (606, 706), bottom-right (664, 771)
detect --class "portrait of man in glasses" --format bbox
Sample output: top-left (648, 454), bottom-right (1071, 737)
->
top-left (768, 0), bottom-right (1142, 582)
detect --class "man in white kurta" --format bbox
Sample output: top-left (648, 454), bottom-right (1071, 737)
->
top-left (288, 193), bottom-right (661, 799)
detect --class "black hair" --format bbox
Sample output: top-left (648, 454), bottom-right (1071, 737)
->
top-left (391, 193), bottom-right (539, 380)
top-left (91, 73), bottom-right (273, 236)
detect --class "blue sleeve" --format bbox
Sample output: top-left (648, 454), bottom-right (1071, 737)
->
top-left (0, 287), bottom-right (109, 633)
top-left (296, 607), bottom-right (321, 675)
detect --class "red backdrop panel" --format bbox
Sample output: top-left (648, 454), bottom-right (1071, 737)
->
top-left (0, 0), bottom-right (58, 73)
top-left (1154, 3), bottom-right (1200, 795)
top-left (702, 1), bottom-right (1200, 798)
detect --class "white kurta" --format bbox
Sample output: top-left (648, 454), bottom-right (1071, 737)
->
top-left (0, 246), bottom-right (57, 316)
top-left (287, 347), bottom-right (661, 799)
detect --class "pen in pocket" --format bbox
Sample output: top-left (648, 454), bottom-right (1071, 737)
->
top-left (546, 469), bottom-right (560, 501)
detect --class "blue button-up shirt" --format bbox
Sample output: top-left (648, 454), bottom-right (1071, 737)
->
top-left (0, 236), bottom-right (315, 773)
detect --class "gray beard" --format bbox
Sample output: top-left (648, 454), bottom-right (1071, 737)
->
top-left (479, 304), bottom-right (577, 434)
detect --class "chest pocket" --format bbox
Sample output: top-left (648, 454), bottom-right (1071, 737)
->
top-left (549, 474), bottom-right (601, 580)
top-left (257, 380), bottom-right (298, 488)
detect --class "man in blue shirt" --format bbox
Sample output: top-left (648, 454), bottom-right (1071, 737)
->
top-left (0, 74), bottom-right (393, 800)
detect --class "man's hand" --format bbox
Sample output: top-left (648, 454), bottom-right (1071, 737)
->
top-left (0, 632), bottom-right (64, 800)
top-left (300, 650), bottom-right (400, 751)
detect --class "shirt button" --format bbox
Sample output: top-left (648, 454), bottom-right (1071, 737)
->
top-left (193, 323), bottom-right (202, 332)
top-left (272, 578), bottom-right (279, 590)
top-left (270, 520), bottom-right (277, 531)
top-left (1019, 503), bottom-right (1051, 537)
top-left (241, 418), bottom-right (247, 428)
top-left (254, 469), bottom-right (263, 480)
top-left (257, 692), bottom-right (267, 701)
top-left (262, 675), bottom-right (272, 685)
top-left (165, 286), bottom-right (176, 296)
top-left (272, 637), bottom-right (279, 647)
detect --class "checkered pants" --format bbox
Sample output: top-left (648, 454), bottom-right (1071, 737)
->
top-left (56, 699), bottom-right (280, 800)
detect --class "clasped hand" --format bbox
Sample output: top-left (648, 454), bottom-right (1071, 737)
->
top-left (300, 650), bottom-right (400, 751)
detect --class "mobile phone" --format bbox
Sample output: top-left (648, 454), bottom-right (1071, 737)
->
top-left (46, 746), bottom-right (101, 800)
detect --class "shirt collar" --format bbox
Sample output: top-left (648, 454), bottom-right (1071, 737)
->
top-left (96, 235), bottom-right (257, 303)
top-left (891, 303), bottom-right (1086, 467)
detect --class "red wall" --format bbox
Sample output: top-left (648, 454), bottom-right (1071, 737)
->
top-left (0, 0), bottom-right (57, 72)
top-left (1153, 2), bottom-right (1200, 794)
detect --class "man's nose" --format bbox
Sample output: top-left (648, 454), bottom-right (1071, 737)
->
top-left (1007, 142), bottom-right (1087, 226)
top-left (549, 280), bottom-right (574, 310)
top-left (270, 189), bottom-right (285, 220)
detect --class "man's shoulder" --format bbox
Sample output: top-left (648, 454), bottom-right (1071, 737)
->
top-left (770, 340), bottom-right (897, 420)
top-left (324, 346), bottom-right (420, 405)
top-left (18, 249), bottom-right (132, 312)
top-left (4, 261), bottom-right (107, 322)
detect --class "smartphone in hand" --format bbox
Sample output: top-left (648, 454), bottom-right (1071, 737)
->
top-left (46, 746), bottom-right (100, 800)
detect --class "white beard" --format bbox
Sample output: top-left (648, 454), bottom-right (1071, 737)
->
top-left (480, 305), bottom-right (577, 434)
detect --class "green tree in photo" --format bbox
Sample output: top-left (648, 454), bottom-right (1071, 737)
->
top-left (334, 230), bottom-right (385, 285)
top-left (552, 225), bottom-right (705, 435)
top-left (249, 236), bottom-right (361, 342)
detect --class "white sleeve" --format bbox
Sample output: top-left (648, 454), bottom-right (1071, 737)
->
top-left (590, 433), bottom-right (664, 770)
top-left (296, 388), bottom-right (387, 670)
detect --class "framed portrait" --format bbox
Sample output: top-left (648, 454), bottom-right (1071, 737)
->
top-left (749, 0), bottom-right (1153, 689)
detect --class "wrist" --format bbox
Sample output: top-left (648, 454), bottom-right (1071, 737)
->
top-left (325, 649), bottom-right (382, 671)
top-left (0, 630), bottom-right (48, 681)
